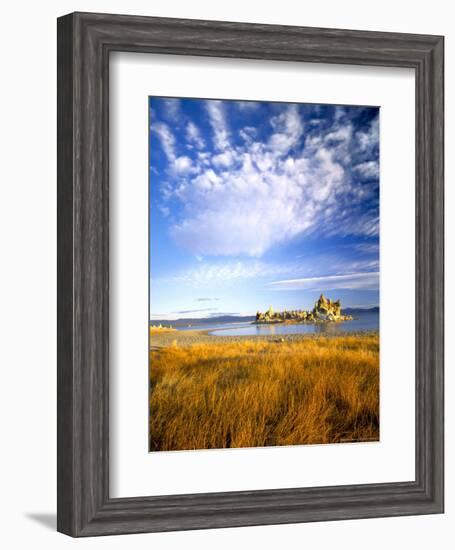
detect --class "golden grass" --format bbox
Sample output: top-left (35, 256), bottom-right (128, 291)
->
top-left (149, 335), bottom-right (379, 451)
top-left (150, 325), bottom-right (176, 335)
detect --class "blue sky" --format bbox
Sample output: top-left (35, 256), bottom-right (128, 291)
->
top-left (149, 97), bottom-right (379, 320)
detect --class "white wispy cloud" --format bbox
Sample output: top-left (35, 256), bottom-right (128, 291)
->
top-left (239, 126), bottom-right (257, 143)
top-left (172, 307), bottom-right (217, 314)
top-left (151, 122), bottom-right (176, 162)
top-left (162, 98), bottom-right (181, 122)
top-left (152, 123), bottom-right (200, 175)
top-left (324, 124), bottom-right (352, 144)
top-left (174, 155), bottom-right (195, 174)
top-left (268, 104), bottom-right (303, 155)
top-left (158, 205), bottom-right (170, 217)
top-left (267, 272), bottom-right (379, 291)
top-left (186, 122), bottom-right (205, 149)
top-left (161, 254), bottom-right (379, 288)
top-left (354, 160), bottom-right (379, 179)
top-left (356, 115), bottom-right (379, 152)
top-left (206, 100), bottom-right (230, 150)
top-left (212, 151), bottom-right (235, 168)
top-left (235, 101), bottom-right (261, 111)
top-left (353, 242), bottom-right (380, 254)
top-left (167, 260), bottom-right (299, 286)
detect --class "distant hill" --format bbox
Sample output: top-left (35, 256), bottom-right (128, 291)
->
top-left (151, 307), bottom-right (378, 327)
top-left (343, 306), bottom-right (379, 314)
top-left (150, 315), bottom-right (256, 327)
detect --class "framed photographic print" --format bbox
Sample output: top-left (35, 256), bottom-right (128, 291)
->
top-left (57, 12), bottom-right (444, 536)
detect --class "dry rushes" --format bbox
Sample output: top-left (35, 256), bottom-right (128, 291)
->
top-left (149, 334), bottom-right (379, 451)
top-left (150, 325), bottom-right (176, 335)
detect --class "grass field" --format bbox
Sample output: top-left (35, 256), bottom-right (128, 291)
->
top-left (150, 326), bottom-right (176, 334)
top-left (149, 334), bottom-right (379, 451)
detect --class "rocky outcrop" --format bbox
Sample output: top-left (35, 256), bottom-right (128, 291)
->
top-left (255, 294), bottom-right (353, 324)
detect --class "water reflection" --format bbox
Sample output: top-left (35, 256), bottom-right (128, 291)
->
top-left (210, 312), bottom-right (379, 337)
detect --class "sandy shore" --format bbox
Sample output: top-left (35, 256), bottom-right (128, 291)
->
top-left (150, 327), bottom-right (379, 349)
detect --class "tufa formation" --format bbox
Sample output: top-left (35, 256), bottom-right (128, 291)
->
top-left (255, 294), bottom-right (353, 324)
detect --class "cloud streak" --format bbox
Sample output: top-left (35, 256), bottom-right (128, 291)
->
top-left (170, 260), bottom-right (294, 285)
top-left (267, 272), bottom-right (379, 291)
top-left (172, 307), bottom-right (218, 314)
top-left (186, 121), bottom-right (205, 149)
top-left (206, 100), bottom-right (230, 151)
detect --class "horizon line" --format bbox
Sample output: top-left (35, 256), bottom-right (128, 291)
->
top-left (150, 304), bottom-right (380, 322)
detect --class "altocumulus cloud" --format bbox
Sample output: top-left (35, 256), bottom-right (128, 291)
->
top-left (151, 99), bottom-right (379, 258)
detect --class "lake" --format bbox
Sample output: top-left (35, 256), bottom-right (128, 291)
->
top-left (208, 311), bottom-right (379, 337)
top-left (176, 321), bottom-right (252, 332)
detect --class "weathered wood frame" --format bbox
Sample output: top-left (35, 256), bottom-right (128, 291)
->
top-left (57, 12), bottom-right (444, 536)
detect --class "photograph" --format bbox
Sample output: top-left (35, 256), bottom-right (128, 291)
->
top-left (149, 97), bottom-right (380, 452)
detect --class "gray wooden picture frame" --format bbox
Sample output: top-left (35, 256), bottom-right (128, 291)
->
top-left (57, 12), bottom-right (444, 537)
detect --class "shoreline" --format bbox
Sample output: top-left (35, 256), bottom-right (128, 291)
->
top-left (150, 327), bottom-right (379, 349)
top-left (252, 318), bottom-right (355, 326)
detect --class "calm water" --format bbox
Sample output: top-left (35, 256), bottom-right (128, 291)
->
top-left (176, 321), bottom-right (253, 332)
top-left (209, 311), bottom-right (379, 337)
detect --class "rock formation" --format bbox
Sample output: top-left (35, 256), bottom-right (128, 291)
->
top-left (255, 294), bottom-right (353, 324)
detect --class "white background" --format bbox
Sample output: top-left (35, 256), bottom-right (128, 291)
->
top-left (110, 53), bottom-right (415, 497)
top-left (0, 1), bottom-right (452, 549)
